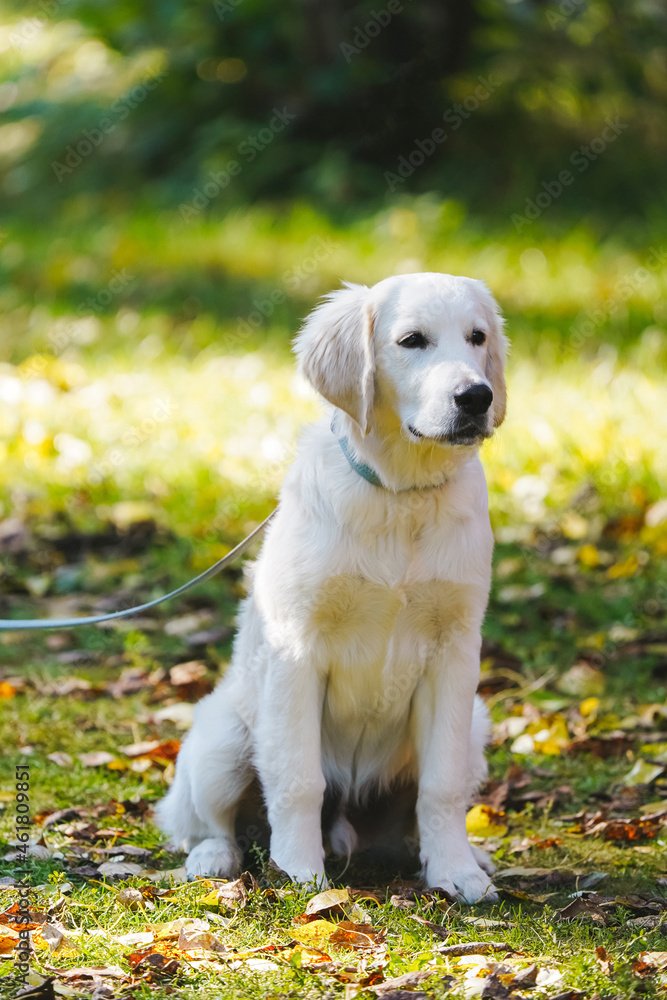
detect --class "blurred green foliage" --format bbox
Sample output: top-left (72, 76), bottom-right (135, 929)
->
top-left (1, 0), bottom-right (666, 224)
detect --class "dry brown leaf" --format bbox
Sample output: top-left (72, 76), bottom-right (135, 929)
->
top-left (125, 944), bottom-right (180, 979)
top-left (437, 941), bottom-right (514, 957)
top-left (305, 887), bottom-right (350, 917)
top-left (633, 951), bottom-right (667, 976)
top-left (169, 661), bottom-right (211, 699)
top-left (372, 969), bottom-right (444, 995)
top-left (0, 925), bottom-right (19, 954)
top-left (554, 897), bottom-right (609, 925)
top-left (97, 860), bottom-right (143, 878)
top-left (329, 921), bottom-right (386, 950)
top-left (408, 914), bottom-right (451, 939)
top-left (595, 946), bottom-right (613, 974)
top-left (215, 871), bottom-right (258, 908)
top-left (58, 966), bottom-right (128, 981)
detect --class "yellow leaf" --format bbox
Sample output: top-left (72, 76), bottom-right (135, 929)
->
top-left (529, 714), bottom-right (571, 755)
top-left (198, 890), bottom-right (221, 908)
top-left (580, 697), bottom-right (600, 717)
top-left (578, 544), bottom-right (600, 567)
top-left (466, 804), bottom-right (508, 838)
top-left (0, 681), bottom-right (16, 699)
top-left (607, 555), bottom-right (638, 579)
top-left (106, 759), bottom-right (128, 771)
top-left (291, 919), bottom-right (339, 950)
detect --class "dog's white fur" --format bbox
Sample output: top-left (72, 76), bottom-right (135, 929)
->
top-left (158, 272), bottom-right (508, 902)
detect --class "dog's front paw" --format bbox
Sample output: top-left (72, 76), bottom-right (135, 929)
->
top-left (278, 864), bottom-right (328, 889)
top-left (428, 865), bottom-right (497, 904)
top-left (470, 845), bottom-right (496, 876)
top-left (186, 837), bottom-right (242, 880)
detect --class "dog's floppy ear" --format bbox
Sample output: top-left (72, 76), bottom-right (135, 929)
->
top-left (475, 281), bottom-right (508, 428)
top-left (294, 282), bottom-right (375, 434)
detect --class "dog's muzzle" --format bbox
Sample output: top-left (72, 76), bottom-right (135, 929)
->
top-left (408, 383), bottom-right (494, 445)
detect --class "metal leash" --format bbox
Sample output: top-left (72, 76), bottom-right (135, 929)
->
top-left (0, 511), bottom-right (275, 631)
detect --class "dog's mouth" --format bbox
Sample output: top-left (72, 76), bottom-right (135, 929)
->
top-left (408, 422), bottom-right (489, 446)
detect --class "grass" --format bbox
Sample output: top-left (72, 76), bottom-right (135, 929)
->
top-left (0, 200), bottom-right (666, 998)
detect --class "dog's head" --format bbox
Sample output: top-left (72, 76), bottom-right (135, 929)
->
top-left (294, 272), bottom-right (507, 447)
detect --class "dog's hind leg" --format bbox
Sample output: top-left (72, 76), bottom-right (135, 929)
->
top-left (157, 693), bottom-right (253, 879)
top-left (467, 694), bottom-right (496, 876)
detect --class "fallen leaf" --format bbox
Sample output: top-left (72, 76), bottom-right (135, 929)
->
top-left (510, 964), bottom-right (539, 988)
top-left (329, 921), bottom-right (385, 950)
top-left (15, 977), bottom-right (57, 999)
top-left (126, 946), bottom-right (180, 979)
top-left (596, 946), bottom-right (613, 974)
top-left (120, 740), bottom-right (162, 758)
top-left (554, 896), bottom-right (609, 925)
top-left (0, 925), bottom-right (19, 954)
top-left (164, 613), bottom-right (213, 637)
top-left (466, 804), bottom-right (508, 837)
top-left (215, 871), bottom-right (258, 909)
top-left (607, 555), bottom-right (638, 578)
top-left (39, 922), bottom-right (78, 955)
top-left (169, 660), bottom-right (211, 699)
top-left (633, 951), bottom-right (667, 976)
top-left (495, 867), bottom-right (552, 879)
top-left (118, 739), bottom-right (181, 765)
top-left (291, 919), bottom-right (339, 950)
top-left (178, 920), bottom-right (227, 954)
top-left (78, 752), bottom-right (116, 767)
top-left (305, 887), bottom-right (350, 917)
top-left (97, 861), bottom-right (143, 878)
top-left (59, 966), bottom-right (128, 981)
top-left (623, 759), bottom-right (665, 787)
top-left (437, 941), bottom-right (514, 957)
top-left (372, 969), bottom-right (444, 994)
top-left (408, 914), bottom-right (451, 939)
top-left (557, 663), bottom-right (605, 697)
top-left (480, 972), bottom-right (514, 999)
top-left (568, 733), bottom-right (634, 758)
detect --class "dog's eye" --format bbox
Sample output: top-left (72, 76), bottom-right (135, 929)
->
top-left (471, 330), bottom-right (487, 346)
top-left (398, 332), bottom-right (428, 349)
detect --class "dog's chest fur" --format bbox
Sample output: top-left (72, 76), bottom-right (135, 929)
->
top-left (250, 464), bottom-right (492, 792)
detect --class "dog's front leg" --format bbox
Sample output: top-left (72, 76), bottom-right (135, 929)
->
top-left (414, 633), bottom-right (497, 903)
top-left (254, 654), bottom-right (327, 884)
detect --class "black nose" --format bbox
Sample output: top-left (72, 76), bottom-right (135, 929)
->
top-left (454, 383), bottom-right (493, 416)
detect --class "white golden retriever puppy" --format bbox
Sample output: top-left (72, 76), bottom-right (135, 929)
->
top-left (158, 272), bottom-right (508, 902)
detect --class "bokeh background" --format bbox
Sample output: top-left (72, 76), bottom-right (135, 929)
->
top-left (1, 0), bottom-right (666, 545)
top-left (0, 0), bottom-right (665, 656)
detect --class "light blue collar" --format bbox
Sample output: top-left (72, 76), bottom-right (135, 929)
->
top-left (337, 434), bottom-right (383, 487)
top-left (332, 419), bottom-right (447, 491)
